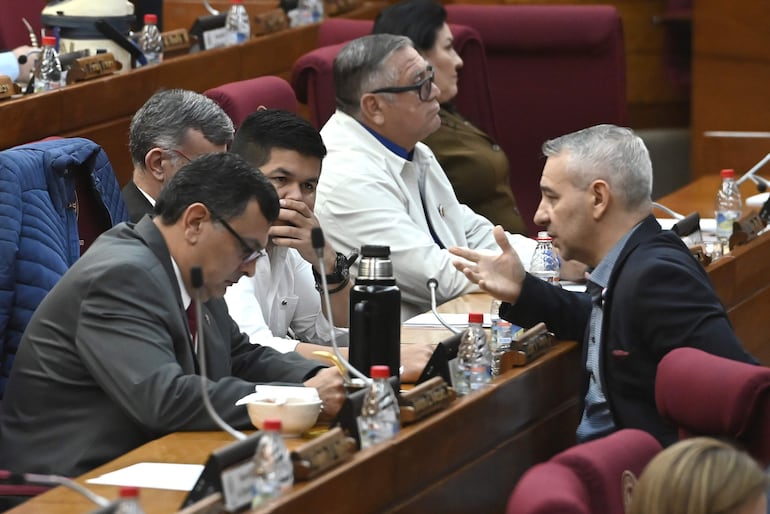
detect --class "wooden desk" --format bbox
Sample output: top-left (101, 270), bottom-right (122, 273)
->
top-left (8, 293), bottom-right (580, 514)
top-left (658, 176), bottom-right (770, 365)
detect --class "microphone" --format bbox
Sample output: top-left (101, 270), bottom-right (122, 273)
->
top-left (735, 153), bottom-right (770, 193)
top-left (652, 202), bottom-right (685, 220)
top-left (3, 472), bottom-right (112, 509)
top-left (427, 278), bottom-right (462, 334)
top-left (310, 227), bottom-right (370, 383)
top-left (190, 266), bottom-right (247, 441)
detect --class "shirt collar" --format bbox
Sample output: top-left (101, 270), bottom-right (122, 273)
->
top-left (358, 121), bottom-right (413, 160)
top-left (171, 257), bottom-right (192, 310)
top-left (588, 221), bottom-right (644, 290)
top-left (135, 183), bottom-right (156, 207)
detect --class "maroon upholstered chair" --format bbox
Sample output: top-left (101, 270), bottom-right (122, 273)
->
top-left (656, 347), bottom-right (770, 467)
top-left (446, 4), bottom-right (627, 235)
top-left (203, 76), bottom-right (298, 130)
top-left (507, 429), bottom-right (662, 514)
top-left (0, 0), bottom-right (45, 50)
top-left (291, 23), bottom-right (496, 138)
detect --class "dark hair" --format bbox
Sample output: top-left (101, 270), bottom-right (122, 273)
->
top-left (334, 34), bottom-right (413, 116)
top-left (129, 89), bottom-right (234, 168)
top-left (154, 152), bottom-right (279, 224)
top-left (230, 109), bottom-right (327, 168)
top-left (372, 0), bottom-right (447, 52)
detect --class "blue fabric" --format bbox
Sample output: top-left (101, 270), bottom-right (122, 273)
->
top-left (0, 137), bottom-right (128, 398)
top-left (0, 51), bottom-right (19, 81)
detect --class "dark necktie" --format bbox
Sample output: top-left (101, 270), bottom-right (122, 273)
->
top-left (186, 302), bottom-right (197, 353)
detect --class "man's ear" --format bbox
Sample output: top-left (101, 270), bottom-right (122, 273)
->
top-left (590, 179), bottom-right (611, 220)
top-left (144, 148), bottom-right (166, 182)
top-left (621, 469), bottom-right (638, 514)
top-left (359, 93), bottom-right (386, 127)
top-left (181, 203), bottom-right (209, 244)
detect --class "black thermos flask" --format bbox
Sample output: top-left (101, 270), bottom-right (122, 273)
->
top-left (349, 245), bottom-right (401, 382)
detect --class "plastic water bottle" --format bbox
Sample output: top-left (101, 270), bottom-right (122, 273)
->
top-left (115, 486), bottom-right (146, 514)
top-left (225, 0), bottom-right (251, 45)
top-left (357, 365), bottom-right (400, 449)
top-left (138, 14), bottom-right (163, 66)
top-left (300, 0), bottom-right (325, 23)
top-left (530, 231), bottom-right (560, 285)
top-left (252, 419), bottom-right (293, 508)
top-left (714, 168), bottom-right (742, 253)
top-left (491, 320), bottom-right (513, 376)
top-left (33, 36), bottom-right (62, 93)
top-left (456, 313), bottom-right (492, 395)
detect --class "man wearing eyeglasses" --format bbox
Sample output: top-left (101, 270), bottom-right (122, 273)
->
top-left (315, 34), bottom-right (538, 321)
top-left (0, 153), bottom-right (345, 478)
top-left (122, 89), bottom-right (234, 222)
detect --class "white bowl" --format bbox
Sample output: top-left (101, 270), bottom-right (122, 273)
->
top-left (236, 386), bottom-right (322, 436)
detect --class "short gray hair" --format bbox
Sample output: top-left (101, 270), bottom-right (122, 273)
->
top-left (542, 124), bottom-right (653, 212)
top-left (333, 34), bottom-right (413, 116)
top-left (129, 89), bottom-right (234, 168)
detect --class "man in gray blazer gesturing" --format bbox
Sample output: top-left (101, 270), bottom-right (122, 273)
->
top-left (0, 153), bottom-right (345, 477)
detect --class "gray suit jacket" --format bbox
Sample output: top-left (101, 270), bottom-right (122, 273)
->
top-left (0, 217), bottom-right (322, 476)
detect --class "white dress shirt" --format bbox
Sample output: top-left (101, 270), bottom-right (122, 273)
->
top-left (225, 246), bottom-right (346, 353)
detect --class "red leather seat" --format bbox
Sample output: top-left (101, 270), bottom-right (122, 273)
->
top-left (508, 429), bottom-right (662, 514)
top-left (291, 21), bottom-right (496, 138)
top-left (446, 4), bottom-right (627, 235)
top-left (0, 0), bottom-right (45, 50)
top-left (656, 347), bottom-right (770, 467)
top-left (204, 76), bottom-right (298, 129)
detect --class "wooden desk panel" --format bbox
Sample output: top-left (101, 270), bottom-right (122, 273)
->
top-left (7, 341), bottom-right (580, 514)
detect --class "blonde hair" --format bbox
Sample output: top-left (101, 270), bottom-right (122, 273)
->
top-left (628, 437), bottom-right (769, 514)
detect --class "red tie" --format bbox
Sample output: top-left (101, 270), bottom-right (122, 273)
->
top-left (186, 302), bottom-right (197, 352)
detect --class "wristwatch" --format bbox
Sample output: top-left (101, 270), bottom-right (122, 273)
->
top-left (313, 252), bottom-right (350, 285)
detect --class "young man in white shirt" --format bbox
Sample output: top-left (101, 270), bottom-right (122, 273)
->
top-left (227, 109), bottom-right (433, 381)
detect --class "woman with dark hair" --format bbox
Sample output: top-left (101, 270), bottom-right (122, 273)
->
top-left (373, 0), bottom-right (528, 234)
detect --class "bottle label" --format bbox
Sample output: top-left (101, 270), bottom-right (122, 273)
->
top-left (221, 460), bottom-right (256, 512)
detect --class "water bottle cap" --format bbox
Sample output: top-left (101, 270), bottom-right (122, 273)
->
top-left (263, 419), bottom-right (282, 431)
top-left (42, 36), bottom-right (57, 47)
top-left (370, 365), bottom-right (390, 378)
top-left (119, 486), bottom-right (140, 498)
top-left (536, 231), bottom-right (552, 241)
top-left (720, 169), bottom-right (735, 179)
top-left (232, 0), bottom-right (243, 3)
top-left (468, 312), bottom-right (483, 324)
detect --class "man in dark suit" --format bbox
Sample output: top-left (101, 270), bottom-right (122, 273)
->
top-left (122, 89), bottom-right (233, 222)
top-left (0, 153), bottom-right (345, 477)
top-left (450, 124), bottom-right (755, 446)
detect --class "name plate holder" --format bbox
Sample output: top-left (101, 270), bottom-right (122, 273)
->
top-left (0, 75), bottom-right (20, 101)
top-left (252, 9), bottom-right (289, 37)
top-left (162, 28), bottom-right (193, 58)
top-left (291, 427), bottom-right (356, 481)
top-left (399, 376), bottom-right (456, 425)
top-left (66, 53), bottom-right (122, 84)
top-left (499, 322), bottom-right (555, 369)
top-left (729, 213), bottom-right (767, 249)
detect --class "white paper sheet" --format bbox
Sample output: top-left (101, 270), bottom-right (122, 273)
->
top-left (86, 462), bottom-right (204, 491)
top-left (404, 312), bottom-right (493, 328)
top-left (657, 217), bottom-right (717, 233)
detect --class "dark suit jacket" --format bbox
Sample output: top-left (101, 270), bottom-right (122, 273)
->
top-left (500, 215), bottom-right (755, 445)
top-left (0, 217), bottom-right (322, 476)
top-left (122, 180), bottom-right (154, 223)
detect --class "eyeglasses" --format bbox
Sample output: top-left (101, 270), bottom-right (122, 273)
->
top-left (164, 148), bottom-right (193, 164)
top-left (370, 66), bottom-right (435, 102)
top-left (209, 210), bottom-right (264, 264)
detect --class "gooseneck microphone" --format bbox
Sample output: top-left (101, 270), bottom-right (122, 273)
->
top-left (735, 153), bottom-right (770, 193)
top-left (310, 228), bottom-right (371, 383)
top-left (427, 278), bottom-right (462, 334)
top-left (190, 267), bottom-right (247, 441)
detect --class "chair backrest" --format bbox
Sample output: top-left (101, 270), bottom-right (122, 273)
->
top-left (291, 22), bottom-right (496, 138)
top-left (446, 4), bottom-right (627, 235)
top-left (0, 0), bottom-right (45, 50)
top-left (203, 76), bottom-right (298, 130)
top-left (656, 347), bottom-right (770, 467)
top-left (508, 429), bottom-right (662, 514)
